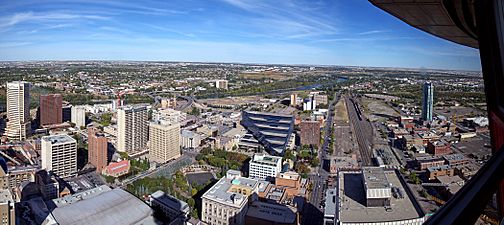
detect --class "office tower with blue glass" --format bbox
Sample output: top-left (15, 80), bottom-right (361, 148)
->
top-left (422, 82), bottom-right (434, 121)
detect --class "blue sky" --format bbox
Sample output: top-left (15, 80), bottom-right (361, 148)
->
top-left (0, 0), bottom-right (481, 70)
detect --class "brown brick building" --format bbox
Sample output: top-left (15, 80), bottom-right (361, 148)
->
top-left (427, 140), bottom-right (452, 156)
top-left (427, 165), bottom-right (454, 180)
top-left (88, 128), bottom-right (108, 173)
top-left (415, 156), bottom-right (445, 170)
top-left (40, 94), bottom-right (62, 126)
top-left (300, 121), bottom-right (320, 147)
top-left (275, 171), bottom-right (303, 198)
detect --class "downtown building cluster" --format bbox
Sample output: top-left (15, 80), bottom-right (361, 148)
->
top-left (0, 81), bottom-right (188, 225)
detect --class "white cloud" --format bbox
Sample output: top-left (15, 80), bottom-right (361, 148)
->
top-left (357, 30), bottom-right (388, 35)
top-left (220, 0), bottom-right (338, 39)
top-left (0, 42), bottom-right (32, 48)
top-left (0, 11), bottom-right (109, 31)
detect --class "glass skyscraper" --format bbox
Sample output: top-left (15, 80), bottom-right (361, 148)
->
top-left (422, 82), bottom-right (434, 121)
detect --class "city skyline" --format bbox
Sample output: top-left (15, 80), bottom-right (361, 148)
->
top-left (0, 0), bottom-right (481, 71)
top-left (0, 1), bottom-right (498, 225)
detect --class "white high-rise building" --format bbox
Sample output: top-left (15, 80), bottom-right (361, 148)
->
top-left (5, 81), bottom-right (31, 140)
top-left (149, 120), bottom-right (181, 163)
top-left (302, 95), bottom-right (316, 111)
top-left (117, 105), bottom-right (148, 155)
top-left (215, 80), bottom-right (229, 90)
top-left (71, 105), bottom-right (86, 129)
top-left (41, 134), bottom-right (77, 178)
top-left (422, 82), bottom-right (434, 121)
top-left (248, 153), bottom-right (282, 180)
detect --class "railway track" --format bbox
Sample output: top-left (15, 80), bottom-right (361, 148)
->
top-left (345, 96), bottom-right (374, 166)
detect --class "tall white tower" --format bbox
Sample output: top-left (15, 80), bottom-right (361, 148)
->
top-left (117, 105), bottom-right (148, 155)
top-left (5, 81), bottom-right (31, 140)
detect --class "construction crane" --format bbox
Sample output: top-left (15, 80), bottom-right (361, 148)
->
top-left (115, 91), bottom-right (126, 107)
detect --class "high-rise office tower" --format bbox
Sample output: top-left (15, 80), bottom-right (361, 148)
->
top-left (422, 82), bottom-right (434, 121)
top-left (117, 105), bottom-right (148, 155)
top-left (41, 134), bottom-right (77, 178)
top-left (149, 120), bottom-right (181, 163)
top-left (5, 81), bottom-right (31, 140)
top-left (71, 105), bottom-right (86, 128)
top-left (88, 128), bottom-right (108, 173)
top-left (40, 94), bottom-right (62, 126)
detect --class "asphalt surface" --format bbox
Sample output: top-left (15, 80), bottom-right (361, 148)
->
top-left (176, 95), bottom-right (194, 111)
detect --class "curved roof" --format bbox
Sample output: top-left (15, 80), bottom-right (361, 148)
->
top-left (369, 0), bottom-right (478, 48)
top-left (51, 186), bottom-right (159, 225)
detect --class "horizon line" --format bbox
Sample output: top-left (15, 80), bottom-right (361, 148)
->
top-left (0, 59), bottom-right (483, 73)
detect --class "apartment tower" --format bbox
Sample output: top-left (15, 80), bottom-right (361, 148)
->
top-left (117, 105), bottom-right (148, 155)
top-left (290, 93), bottom-right (298, 106)
top-left (149, 120), bottom-right (181, 163)
top-left (88, 128), bottom-right (108, 173)
top-left (215, 80), bottom-right (229, 90)
top-left (41, 134), bottom-right (77, 178)
top-left (5, 81), bottom-right (31, 140)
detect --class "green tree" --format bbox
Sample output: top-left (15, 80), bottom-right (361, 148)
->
top-left (99, 113), bottom-right (112, 126)
top-left (410, 172), bottom-right (421, 184)
top-left (299, 150), bottom-right (311, 160)
top-left (189, 107), bottom-right (200, 116)
top-left (187, 198), bottom-right (195, 208)
top-left (191, 208), bottom-right (199, 219)
top-left (310, 158), bottom-right (320, 167)
top-left (283, 150), bottom-right (295, 161)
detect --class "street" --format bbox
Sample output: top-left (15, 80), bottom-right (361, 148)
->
top-left (302, 92), bottom-right (339, 225)
top-left (117, 152), bottom-right (196, 188)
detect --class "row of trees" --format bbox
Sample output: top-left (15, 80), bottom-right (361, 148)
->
top-left (126, 167), bottom-right (216, 220)
top-left (196, 148), bottom-right (249, 172)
